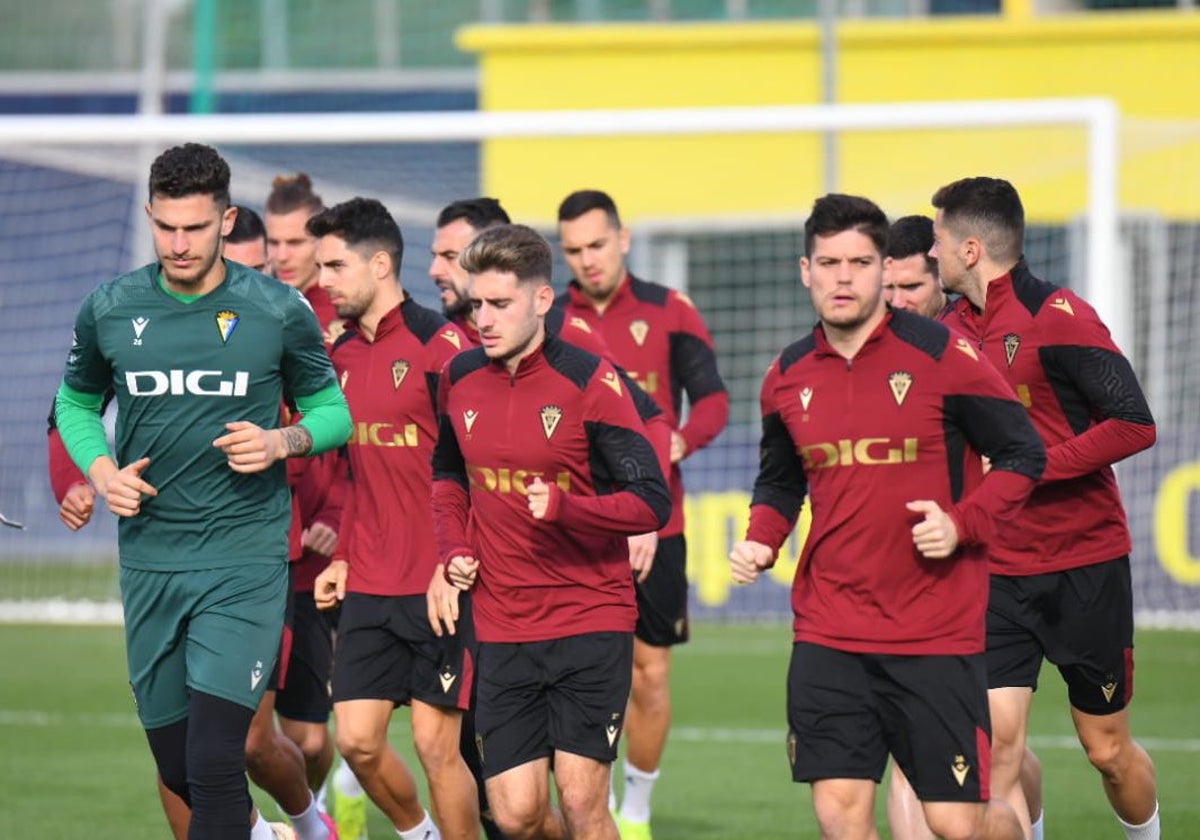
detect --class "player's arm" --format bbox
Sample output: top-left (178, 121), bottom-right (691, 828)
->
top-left (1037, 294), bottom-right (1155, 481)
top-left (47, 398), bottom-right (95, 530)
top-left (742, 362), bottom-right (808, 563)
top-left (669, 295), bottom-right (730, 461)
top-left (430, 364), bottom-right (476, 591)
top-left (937, 358), bottom-right (1046, 550)
top-left (534, 362), bottom-right (671, 536)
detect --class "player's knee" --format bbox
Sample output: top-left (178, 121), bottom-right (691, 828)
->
top-left (491, 801), bottom-right (545, 840)
top-left (413, 722), bottom-right (460, 774)
top-left (1080, 728), bottom-right (1134, 777)
top-left (282, 718), bottom-right (329, 759)
top-left (336, 724), bottom-right (385, 769)
top-left (146, 719), bottom-right (191, 807)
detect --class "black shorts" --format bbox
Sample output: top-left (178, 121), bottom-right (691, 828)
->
top-left (786, 642), bottom-right (992, 803)
top-left (475, 631), bottom-right (633, 779)
top-left (634, 534), bottom-right (689, 647)
top-left (275, 591), bottom-right (334, 723)
top-left (986, 556), bottom-right (1135, 715)
top-left (331, 592), bottom-right (473, 710)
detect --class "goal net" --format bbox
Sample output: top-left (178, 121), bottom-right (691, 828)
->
top-left (1, 100), bottom-right (1196, 627)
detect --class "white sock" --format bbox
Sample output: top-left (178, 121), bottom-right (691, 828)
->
top-left (335, 758), bottom-right (364, 797)
top-left (397, 809), bottom-right (441, 840)
top-left (250, 812), bottom-right (277, 840)
top-left (608, 765), bottom-right (618, 812)
top-left (315, 783), bottom-right (328, 814)
top-left (1031, 810), bottom-right (1044, 840)
top-left (286, 791), bottom-right (331, 840)
top-left (618, 760), bottom-right (660, 824)
top-left (1117, 803), bottom-right (1160, 840)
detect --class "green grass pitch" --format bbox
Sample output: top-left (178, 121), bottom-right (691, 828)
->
top-left (1, 622), bottom-right (1196, 839)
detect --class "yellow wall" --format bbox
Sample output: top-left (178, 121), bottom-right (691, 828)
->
top-left (457, 15), bottom-right (1200, 225)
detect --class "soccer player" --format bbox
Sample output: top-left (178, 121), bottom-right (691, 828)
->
top-left (556, 189), bottom-right (728, 840)
top-left (263, 174), bottom-right (352, 832)
top-left (882, 211), bottom-right (1046, 840)
top-left (266, 173), bottom-right (345, 346)
top-left (431, 223), bottom-right (671, 840)
top-left (430, 197), bottom-right (510, 334)
top-left (54, 143), bottom-right (351, 839)
top-left (931, 176), bottom-right (1160, 840)
top-left (729, 193), bottom-right (1045, 840)
top-left (883, 214), bottom-right (948, 319)
top-left (308, 197), bottom-right (473, 840)
top-left (46, 203), bottom-right (340, 840)
top-left (426, 196), bottom-right (670, 840)
top-left (226, 205), bottom-right (270, 273)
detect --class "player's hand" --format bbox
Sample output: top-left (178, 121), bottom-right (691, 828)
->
top-left (527, 476), bottom-right (551, 520)
top-left (213, 421), bottom-right (286, 473)
top-left (906, 500), bottom-right (960, 559)
top-left (302, 522), bottom-right (338, 557)
top-left (98, 457), bottom-right (157, 518)
top-left (729, 540), bottom-right (773, 585)
top-left (427, 564), bottom-right (462, 637)
top-left (314, 559), bottom-right (348, 610)
top-left (447, 554), bottom-right (479, 590)
top-left (628, 532), bottom-right (657, 584)
top-left (981, 455), bottom-right (992, 474)
top-left (670, 431), bottom-right (688, 464)
top-left (59, 482), bottom-right (96, 530)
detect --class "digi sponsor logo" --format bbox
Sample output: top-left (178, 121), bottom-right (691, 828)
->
top-left (125, 369), bottom-right (250, 397)
top-left (467, 464), bottom-right (571, 496)
top-left (800, 437), bottom-right (919, 471)
top-left (349, 421), bottom-right (419, 448)
top-left (626, 370), bottom-right (659, 395)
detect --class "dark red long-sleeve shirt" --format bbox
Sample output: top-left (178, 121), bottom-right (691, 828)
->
top-left (432, 334), bottom-right (671, 643)
top-left (747, 310), bottom-right (1045, 655)
top-left (943, 263), bottom-right (1156, 576)
top-left (560, 274), bottom-right (729, 537)
top-left (330, 299), bottom-right (466, 596)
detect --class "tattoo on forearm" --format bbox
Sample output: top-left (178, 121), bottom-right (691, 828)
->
top-left (281, 425), bottom-right (313, 458)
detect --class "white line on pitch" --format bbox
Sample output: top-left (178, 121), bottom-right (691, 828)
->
top-left (2, 712), bottom-right (1198, 754)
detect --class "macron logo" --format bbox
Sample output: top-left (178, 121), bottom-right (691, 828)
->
top-left (250, 660), bottom-right (264, 690)
top-left (131, 317), bottom-right (150, 341)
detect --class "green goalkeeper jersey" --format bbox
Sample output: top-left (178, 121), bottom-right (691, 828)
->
top-left (62, 261), bottom-right (339, 571)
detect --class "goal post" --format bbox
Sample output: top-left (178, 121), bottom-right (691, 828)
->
top-left (5, 97), bottom-right (1195, 629)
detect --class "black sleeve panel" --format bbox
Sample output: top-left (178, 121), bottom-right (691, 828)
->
top-left (778, 335), bottom-right (816, 375)
top-left (1038, 345), bottom-right (1155, 435)
top-left (424, 371), bottom-right (440, 418)
top-left (888, 309), bottom-right (949, 361)
top-left (668, 331), bottom-right (726, 404)
top-left (750, 411), bottom-right (808, 523)
top-left (943, 394), bottom-right (1046, 482)
top-left (584, 420), bottom-right (673, 526)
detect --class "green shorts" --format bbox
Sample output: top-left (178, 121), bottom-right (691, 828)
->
top-left (120, 562), bottom-right (288, 729)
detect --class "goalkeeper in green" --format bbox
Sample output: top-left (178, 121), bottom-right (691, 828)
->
top-left (55, 142), bottom-right (351, 840)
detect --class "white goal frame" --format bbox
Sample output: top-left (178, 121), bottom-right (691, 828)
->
top-left (0, 98), bottom-right (1121, 624)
